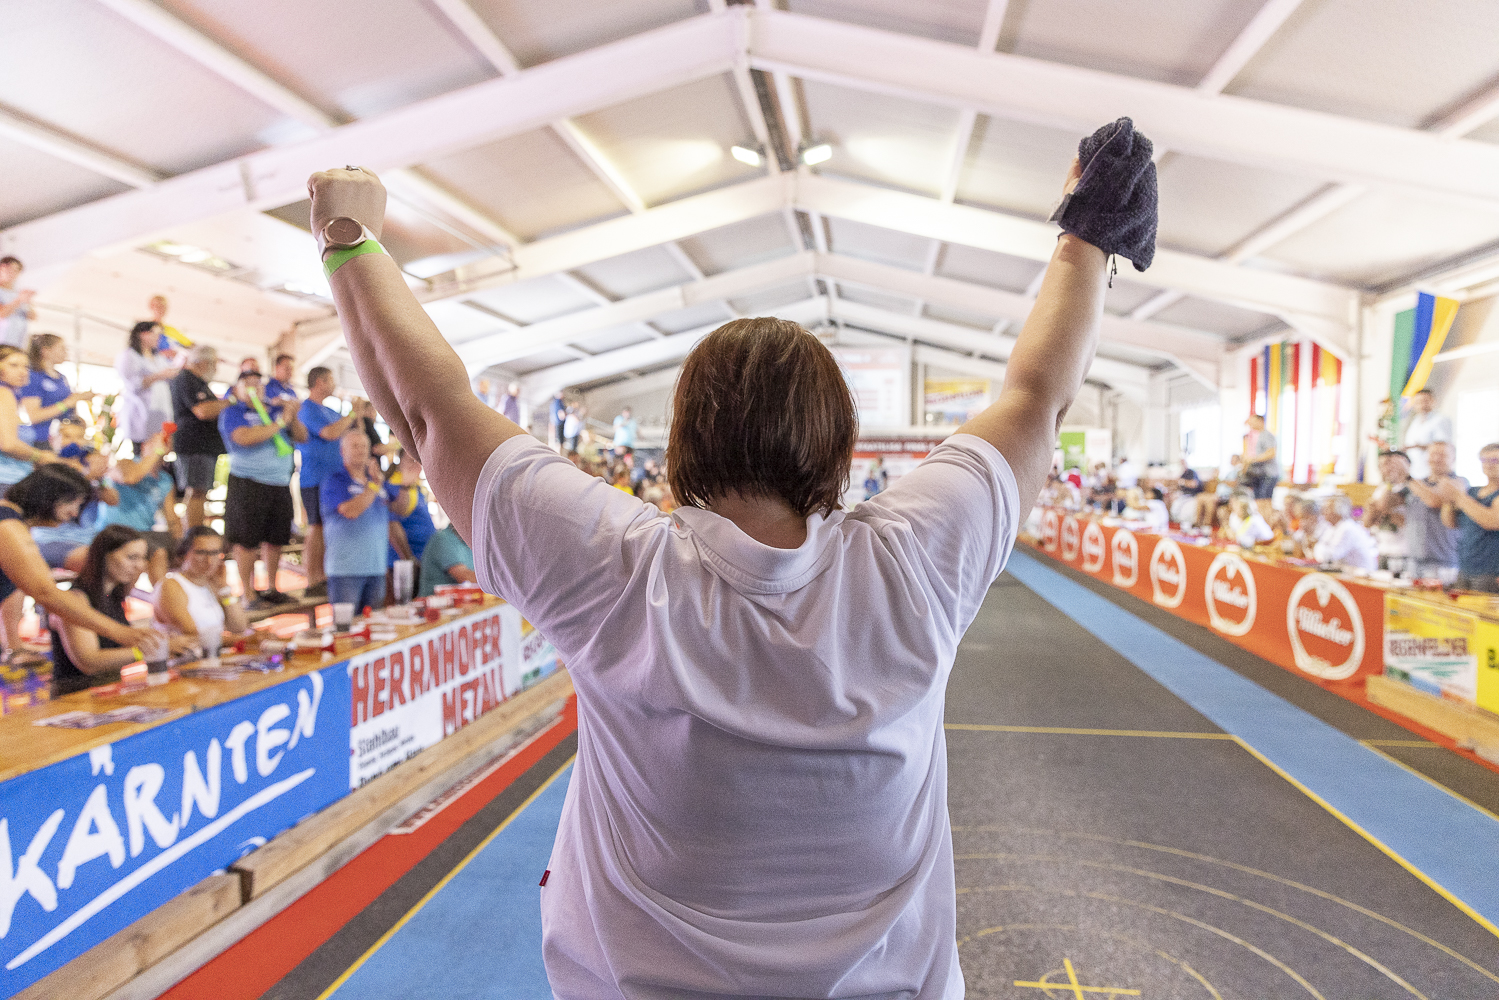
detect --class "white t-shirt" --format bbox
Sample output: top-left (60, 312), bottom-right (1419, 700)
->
top-left (151, 572), bottom-right (224, 641)
top-left (114, 349), bottom-right (174, 442)
top-left (473, 434), bottom-right (1019, 999)
top-left (1402, 411), bottom-right (1453, 480)
top-left (1314, 519), bottom-right (1379, 571)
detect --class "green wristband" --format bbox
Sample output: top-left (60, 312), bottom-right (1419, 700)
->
top-left (323, 239), bottom-right (387, 279)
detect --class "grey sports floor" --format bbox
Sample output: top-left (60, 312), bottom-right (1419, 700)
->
top-left (947, 567), bottom-right (1499, 998)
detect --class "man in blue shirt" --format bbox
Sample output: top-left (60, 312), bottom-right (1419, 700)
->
top-left (265, 354), bottom-right (299, 405)
top-left (296, 365), bottom-right (365, 597)
top-left (320, 429), bottom-right (390, 612)
top-left (218, 370), bottom-right (308, 609)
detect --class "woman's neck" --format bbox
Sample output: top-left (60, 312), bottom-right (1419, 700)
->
top-left (42, 363), bottom-right (59, 376)
top-left (347, 462), bottom-right (367, 483)
top-left (706, 493), bottom-right (808, 549)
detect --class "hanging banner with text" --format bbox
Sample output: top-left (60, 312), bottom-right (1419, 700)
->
top-left (348, 604), bottom-right (561, 788)
top-left (0, 667), bottom-right (350, 996)
top-left (1027, 510), bottom-right (1385, 686)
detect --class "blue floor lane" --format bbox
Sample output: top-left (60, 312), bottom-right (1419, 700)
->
top-left (1006, 548), bottom-right (1499, 937)
top-left (324, 762), bottom-right (573, 1000)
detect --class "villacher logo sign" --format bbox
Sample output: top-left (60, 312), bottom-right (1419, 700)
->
top-left (1148, 538), bottom-right (1187, 608)
top-left (1286, 574), bottom-right (1365, 680)
top-left (1060, 516), bottom-right (1081, 562)
top-left (1204, 551), bottom-right (1257, 637)
top-left (1111, 529), bottom-right (1138, 587)
top-left (1041, 509), bottom-right (1060, 553)
top-left (1080, 522), bottom-right (1106, 573)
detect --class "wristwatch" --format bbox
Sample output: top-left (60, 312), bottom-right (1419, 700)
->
top-left (318, 217), bottom-right (379, 259)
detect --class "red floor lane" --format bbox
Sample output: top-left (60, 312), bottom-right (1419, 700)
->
top-left (161, 697), bottom-right (577, 1000)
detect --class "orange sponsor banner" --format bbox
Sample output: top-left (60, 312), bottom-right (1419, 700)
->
top-left (1027, 511), bottom-right (1384, 686)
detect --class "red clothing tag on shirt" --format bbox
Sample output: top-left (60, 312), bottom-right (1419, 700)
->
top-left (539, 869), bottom-right (550, 887)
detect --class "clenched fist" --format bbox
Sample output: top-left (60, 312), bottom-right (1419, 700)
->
top-left (308, 167), bottom-right (387, 247)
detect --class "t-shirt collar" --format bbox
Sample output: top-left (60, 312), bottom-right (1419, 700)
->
top-left (671, 505), bottom-right (841, 594)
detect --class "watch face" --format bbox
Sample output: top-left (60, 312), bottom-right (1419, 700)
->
top-left (325, 217), bottom-right (364, 246)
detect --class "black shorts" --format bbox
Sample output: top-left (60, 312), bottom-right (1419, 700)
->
top-left (225, 475), bottom-right (294, 549)
top-left (301, 486), bottom-right (322, 527)
top-left (175, 453), bottom-right (219, 494)
top-left (1244, 471), bottom-right (1277, 500)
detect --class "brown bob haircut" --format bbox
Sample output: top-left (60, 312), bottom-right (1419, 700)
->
top-left (667, 317), bottom-right (857, 518)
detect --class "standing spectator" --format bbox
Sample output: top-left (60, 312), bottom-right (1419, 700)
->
top-left (320, 430), bottom-right (390, 612)
top-left (612, 406), bottom-right (638, 453)
top-left (1401, 389), bottom-right (1452, 481)
top-left (386, 453), bottom-right (435, 566)
top-left (296, 366), bottom-right (364, 598)
top-left (418, 524), bottom-right (477, 596)
top-left (265, 354), bottom-right (299, 404)
top-left (1364, 451), bottom-right (1411, 572)
top-left (219, 370), bottom-right (308, 608)
top-left (1313, 495), bottom-right (1379, 571)
top-left (0, 465), bottom-right (156, 668)
top-left (222, 356), bottom-right (261, 399)
top-left (116, 321), bottom-right (177, 452)
top-left (1241, 414), bottom-right (1279, 519)
top-left (153, 526), bottom-right (249, 647)
top-left (94, 427), bottom-right (180, 585)
top-left (361, 405), bottom-right (397, 470)
top-left (50, 526), bottom-right (196, 697)
top-left (19, 334), bottom-right (94, 449)
top-left (0, 346), bottom-right (67, 493)
top-left (1404, 440), bottom-right (1461, 578)
top-left (500, 382), bottom-right (522, 426)
top-left (1114, 456), bottom-right (1141, 490)
top-left (862, 458), bottom-right (887, 500)
top-left (171, 345), bottom-right (230, 529)
top-left (549, 391), bottom-right (566, 450)
top-left (0, 257), bottom-right (35, 350)
top-left (562, 404), bottom-right (584, 454)
top-left (1440, 443), bottom-right (1499, 593)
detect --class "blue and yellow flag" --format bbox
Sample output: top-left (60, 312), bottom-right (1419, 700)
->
top-left (1392, 291), bottom-right (1458, 398)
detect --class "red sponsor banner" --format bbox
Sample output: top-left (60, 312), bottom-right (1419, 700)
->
top-left (1029, 513), bottom-right (1383, 685)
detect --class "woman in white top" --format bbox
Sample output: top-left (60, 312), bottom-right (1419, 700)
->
top-left (115, 322), bottom-right (176, 450)
top-left (1224, 491), bottom-right (1275, 549)
top-left (153, 526), bottom-right (248, 647)
top-left (308, 158), bottom-right (1113, 999)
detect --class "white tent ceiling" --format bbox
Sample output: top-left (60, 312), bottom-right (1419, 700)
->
top-left (5, 0), bottom-right (1499, 409)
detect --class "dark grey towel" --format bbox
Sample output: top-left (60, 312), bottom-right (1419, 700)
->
top-left (1053, 117), bottom-right (1158, 271)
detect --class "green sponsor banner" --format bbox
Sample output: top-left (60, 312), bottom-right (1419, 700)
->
top-left (1059, 430), bottom-right (1086, 470)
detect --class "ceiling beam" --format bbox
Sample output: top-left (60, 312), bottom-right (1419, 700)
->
top-left (1194, 0), bottom-right (1305, 96)
top-left (0, 106), bottom-right (160, 188)
top-left (793, 173), bottom-right (1355, 325)
top-left (746, 9), bottom-right (1499, 205)
top-left (976, 0), bottom-right (1010, 54)
top-left (1, 12), bottom-right (740, 268)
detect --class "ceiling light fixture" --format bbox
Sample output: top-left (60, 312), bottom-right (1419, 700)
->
top-left (730, 144), bottom-right (763, 167)
top-left (801, 143), bottom-right (833, 166)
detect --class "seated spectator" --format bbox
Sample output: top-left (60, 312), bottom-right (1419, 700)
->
top-left (321, 430), bottom-right (390, 612)
top-left (1, 465), bottom-right (156, 668)
top-left (30, 443), bottom-right (116, 572)
top-left (1169, 463), bottom-right (1203, 526)
top-left (93, 427), bottom-right (179, 584)
top-left (153, 526), bottom-right (248, 647)
top-left (1288, 496), bottom-right (1328, 559)
top-left (1123, 486), bottom-right (1169, 532)
top-left (50, 525), bottom-right (197, 696)
top-left (1312, 495), bottom-right (1378, 571)
top-left (219, 369), bottom-right (308, 608)
top-left (1404, 440), bottom-right (1461, 578)
top-left (1440, 443), bottom-right (1499, 593)
top-left (1364, 451), bottom-right (1411, 573)
top-left (1222, 492), bottom-right (1273, 549)
top-left (419, 524), bottom-right (478, 596)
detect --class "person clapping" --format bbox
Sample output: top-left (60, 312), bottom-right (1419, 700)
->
top-left (320, 429), bottom-right (390, 612)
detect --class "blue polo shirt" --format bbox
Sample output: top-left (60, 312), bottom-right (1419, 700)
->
top-left (18, 368), bottom-right (72, 445)
top-left (297, 399), bottom-right (344, 493)
top-left (218, 401), bottom-right (293, 486)
top-left (321, 467), bottom-right (390, 577)
top-left (265, 378), bottom-right (298, 404)
top-left (385, 472), bottom-right (436, 564)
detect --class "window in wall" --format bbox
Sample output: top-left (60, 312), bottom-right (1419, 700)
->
top-left (1178, 404), bottom-right (1220, 471)
top-left (1454, 388), bottom-right (1499, 482)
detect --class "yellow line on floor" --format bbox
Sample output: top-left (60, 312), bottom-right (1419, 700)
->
top-left (945, 723), bottom-right (1236, 739)
top-left (1231, 735), bottom-right (1499, 944)
top-left (1361, 739), bottom-right (1441, 748)
top-left (315, 756), bottom-right (576, 1000)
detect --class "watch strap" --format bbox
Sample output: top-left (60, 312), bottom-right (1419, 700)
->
top-left (324, 239), bottom-right (387, 279)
